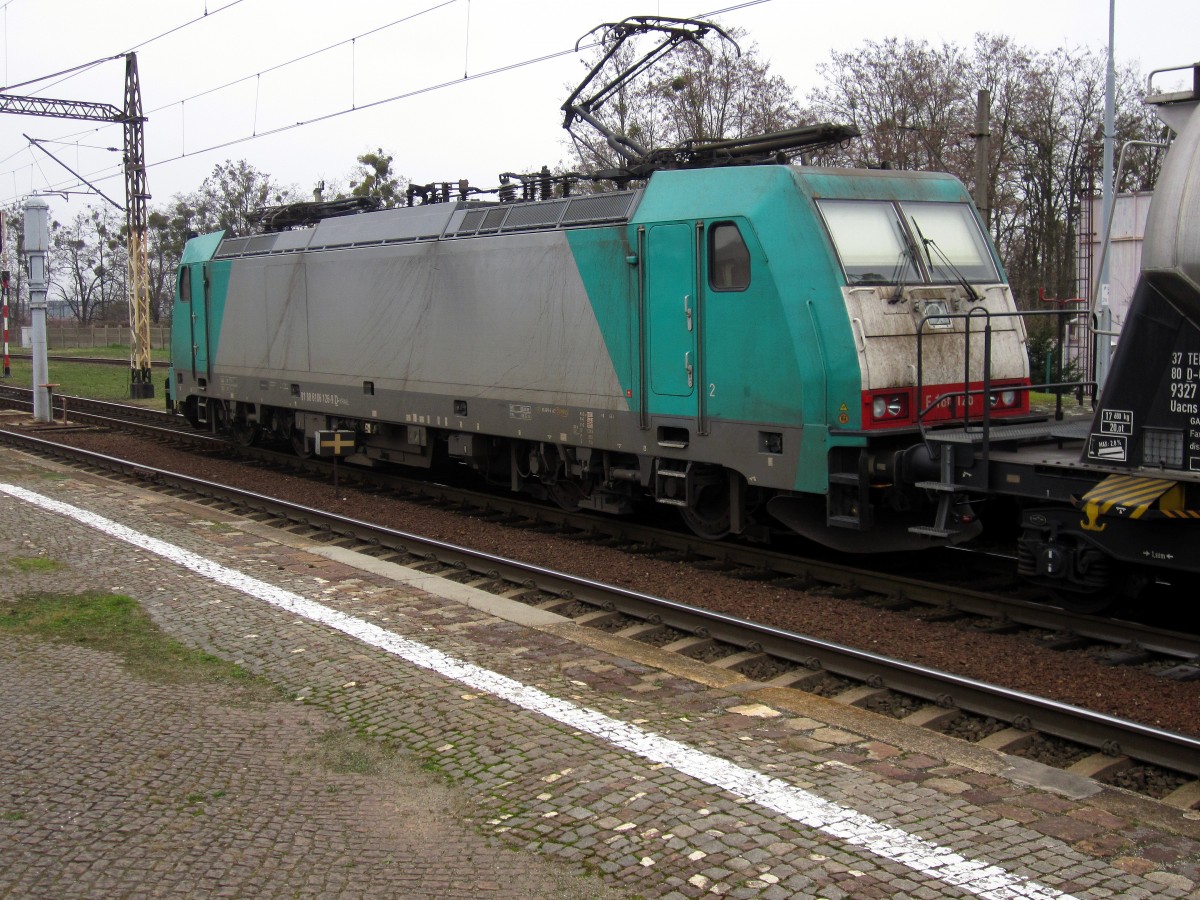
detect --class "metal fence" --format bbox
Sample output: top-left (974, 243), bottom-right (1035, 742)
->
top-left (19, 325), bottom-right (170, 350)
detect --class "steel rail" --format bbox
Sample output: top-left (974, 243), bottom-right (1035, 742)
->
top-left (3, 353), bottom-right (170, 368)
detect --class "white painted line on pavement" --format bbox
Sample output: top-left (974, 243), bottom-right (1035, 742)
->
top-left (1, 483), bottom-right (1075, 900)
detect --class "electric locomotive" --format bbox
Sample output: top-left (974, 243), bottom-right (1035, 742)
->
top-left (166, 156), bottom-right (1031, 548)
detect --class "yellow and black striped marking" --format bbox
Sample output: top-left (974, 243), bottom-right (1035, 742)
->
top-left (1078, 474), bottom-right (1187, 531)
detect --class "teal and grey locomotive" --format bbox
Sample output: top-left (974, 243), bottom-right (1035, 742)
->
top-left (167, 162), bottom-right (1030, 551)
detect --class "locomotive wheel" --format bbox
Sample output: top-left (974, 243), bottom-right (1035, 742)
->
top-left (291, 428), bottom-right (312, 458)
top-left (547, 480), bottom-right (583, 511)
top-left (1017, 522), bottom-right (1145, 613)
top-left (680, 473), bottom-right (732, 540)
top-left (230, 418), bottom-right (261, 448)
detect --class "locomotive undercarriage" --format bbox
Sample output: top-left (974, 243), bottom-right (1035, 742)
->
top-left (181, 395), bottom-right (770, 541)
top-left (765, 439), bottom-right (985, 555)
top-left (1010, 477), bottom-right (1200, 607)
top-left (483, 441), bottom-right (766, 540)
top-left (181, 394), bottom-right (1004, 554)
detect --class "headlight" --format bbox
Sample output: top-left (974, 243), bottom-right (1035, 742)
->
top-left (872, 396), bottom-right (905, 418)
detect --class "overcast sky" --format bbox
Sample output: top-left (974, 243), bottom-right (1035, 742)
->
top-left (1, 0), bottom-right (1196, 228)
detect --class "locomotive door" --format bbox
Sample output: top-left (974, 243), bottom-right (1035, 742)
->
top-left (180, 262), bottom-right (211, 383)
top-left (644, 223), bottom-right (698, 416)
top-left (196, 263), bottom-right (213, 383)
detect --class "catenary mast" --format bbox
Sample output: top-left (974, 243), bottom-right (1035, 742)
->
top-left (0, 53), bottom-right (155, 398)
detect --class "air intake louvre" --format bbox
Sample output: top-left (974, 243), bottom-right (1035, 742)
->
top-left (562, 192), bottom-right (638, 224)
top-left (214, 236), bottom-right (252, 259)
top-left (242, 234), bottom-right (279, 255)
top-left (502, 199), bottom-right (568, 229)
top-left (457, 208), bottom-right (488, 233)
top-left (478, 207), bottom-right (508, 233)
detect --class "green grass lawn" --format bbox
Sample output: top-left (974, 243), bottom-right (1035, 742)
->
top-left (3, 351), bottom-right (170, 407)
top-left (0, 586), bottom-right (277, 693)
top-left (47, 344), bottom-right (170, 361)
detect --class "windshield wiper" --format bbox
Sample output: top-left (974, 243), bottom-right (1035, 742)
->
top-left (888, 221), bottom-right (920, 303)
top-left (910, 219), bottom-right (984, 303)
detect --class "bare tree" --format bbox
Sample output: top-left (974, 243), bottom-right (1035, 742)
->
top-left (145, 208), bottom-right (183, 323)
top-left (1006, 48), bottom-right (1106, 299)
top-left (806, 37), bottom-right (972, 173)
top-left (191, 159), bottom-right (298, 237)
top-left (50, 209), bottom-right (106, 324)
top-left (965, 34), bottom-right (1036, 270)
top-left (2, 202), bottom-right (27, 329)
top-left (654, 31), bottom-right (804, 144)
top-left (804, 35), bottom-right (1158, 306)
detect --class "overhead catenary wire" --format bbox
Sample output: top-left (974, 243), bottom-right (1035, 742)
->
top-left (0, 0), bottom-right (252, 202)
top-left (3, 1), bottom-right (247, 99)
top-left (0, 53), bottom-right (123, 93)
top-left (122, 0), bottom-right (248, 55)
top-left (2, 0), bottom-right (778, 205)
top-left (3, 36), bottom-right (596, 202)
top-left (147, 0), bottom-right (455, 114)
top-left (151, 42), bottom-right (592, 169)
top-left (0, 0), bottom-right (460, 198)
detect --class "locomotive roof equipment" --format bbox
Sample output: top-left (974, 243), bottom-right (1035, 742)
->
top-left (561, 16), bottom-right (859, 181)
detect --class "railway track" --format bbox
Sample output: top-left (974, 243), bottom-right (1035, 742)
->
top-left (2, 396), bottom-right (1199, 809)
top-left (2, 352), bottom-right (170, 368)
top-left (2, 384), bottom-right (1195, 657)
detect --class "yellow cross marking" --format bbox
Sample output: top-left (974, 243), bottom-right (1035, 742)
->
top-left (316, 431), bottom-right (355, 455)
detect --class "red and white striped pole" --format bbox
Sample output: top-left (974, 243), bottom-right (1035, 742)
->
top-left (1, 207), bottom-right (7, 377)
top-left (1, 269), bottom-right (9, 378)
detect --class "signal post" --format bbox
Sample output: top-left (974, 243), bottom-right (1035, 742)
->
top-left (23, 197), bottom-right (50, 422)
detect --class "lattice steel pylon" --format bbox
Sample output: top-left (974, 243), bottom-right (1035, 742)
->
top-left (0, 52), bottom-right (155, 398)
top-left (121, 55), bottom-right (153, 398)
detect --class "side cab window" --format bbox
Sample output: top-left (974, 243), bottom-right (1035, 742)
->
top-left (178, 266), bottom-right (192, 303)
top-left (708, 222), bottom-right (751, 291)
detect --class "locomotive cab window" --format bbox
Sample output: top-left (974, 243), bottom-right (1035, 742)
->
top-left (817, 199), bottom-right (998, 286)
top-left (178, 266), bottom-right (191, 303)
top-left (709, 222), bottom-right (751, 291)
top-left (818, 200), bottom-right (920, 285)
top-left (902, 202), bottom-right (998, 283)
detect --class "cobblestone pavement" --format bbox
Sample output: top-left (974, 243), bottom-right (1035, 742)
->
top-left (1, 446), bottom-right (1198, 899)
